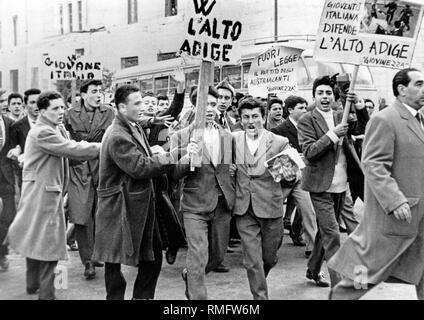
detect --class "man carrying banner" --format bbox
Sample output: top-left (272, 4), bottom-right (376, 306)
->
top-left (329, 68), bottom-right (424, 300)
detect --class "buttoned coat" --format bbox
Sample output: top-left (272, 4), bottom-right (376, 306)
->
top-left (92, 113), bottom-right (176, 267)
top-left (7, 115), bottom-right (100, 261)
top-left (64, 102), bottom-right (114, 225)
top-left (0, 115), bottom-right (15, 196)
top-left (328, 100), bottom-right (424, 285)
top-left (232, 130), bottom-right (290, 218)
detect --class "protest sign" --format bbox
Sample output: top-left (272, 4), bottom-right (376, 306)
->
top-left (179, 0), bottom-right (244, 64)
top-left (43, 54), bottom-right (102, 80)
top-left (314, 0), bottom-right (424, 69)
top-left (247, 46), bottom-right (303, 98)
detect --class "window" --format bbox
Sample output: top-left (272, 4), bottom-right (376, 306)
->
top-left (214, 67), bottom-right (221, 86)
top-left (242, 63), bottom-right (251, 89)
top-left (185, 69), bottom-right (199, 93)
top-left (10, 69), bottom-right (19, 92)
top-left (140, 79), bottom-right (153, 92)
top-left (68, 3), bottom-right (73, 32)
top-left (121, 56), bottom-right (139, 69)
top-left (31, 67), bottom-right (39, 89)
top-left (59, 4), bottom-right (64, 34)
top-left (13, 15), bottom-right (18, 46)
top-left (78, 1), bottom-right (83, 31)
top-left (154, 76), bottom-right (168, 96)
top-left (165, 0), bottom-right (178, 17)
top-left (222, 66), bottom-right (242, 89)
top-left (128, 0), bottom-right (138, 24)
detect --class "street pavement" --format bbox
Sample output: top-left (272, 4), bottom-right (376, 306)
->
top-left (0, 201), bottom-right (418, 300)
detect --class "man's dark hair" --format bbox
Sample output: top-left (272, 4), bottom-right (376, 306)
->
top-left (364, 98), bottom-right (375, 107)
top-left (392, 68), bottom-right (420, 97)
top-left (7, 92), bottom-right (24, 105)
top-left (157, 94), bottom-right (169, 102)
top-left (312, 76), bottom-right (336, 98)
top-left (189, 86), bottom-right (219, 106)
top-left (37, 91), bottom-right (63, 110)
top-left (238, 96), bottom-right (266, 118)
top-left (80, 80), bottom-right (102, 93)
top-left (24, 88), bottom-right (41, 104)
top-left (66, 93), bottom-right (81, 104)
top-left (284, 95), bottom-right (308, 111)
top-left (267, 96), bottom-right (283, 110)
top-left (142, 91), bottom-right (155, 98)
top-left (114, 85), bottom-right (140, 107)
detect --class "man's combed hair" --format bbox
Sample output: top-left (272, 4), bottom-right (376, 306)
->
top-left (24, 88), bottom-right (41, 104)
top-left (238, 96), bottom-right (266, 118)
top-left (37, 91), bottom-right (63, 110)
top-left (114, 85), bottom-right (140, 106)
top-left (189, 86), bottom-right (219, 106)
top-left (392, 68), bottom-right (420, 97)
top-left (7, 92), bottom-right (24, 105)
top-left (312, 76), bottom-right (336, 98)
top-left (284, 95), bottom-right (308, 111)
top-left (142, 91), bottom-right (155, 98)
top-left (157, 94), bottom-right (169, 102)
top-left (80, 80), bottom-right (102, 93)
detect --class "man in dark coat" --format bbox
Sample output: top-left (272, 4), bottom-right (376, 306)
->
top-left (64, 79), bottom-right (115, 279)
top-left (93, 85), bottom-right (180, 300)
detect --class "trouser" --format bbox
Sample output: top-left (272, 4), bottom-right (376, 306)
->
top-left (104, 230), bottom-right (163, 300)
top-left (75, 222), bottom-right (94, 265)
top-left (236, 204), bottom-right (283, 300)
top-left (183, 196), bottom-right (231, 300)
top-left (26, 258), bottom-right (58, 300)
top-left (0, 194), bottom-right (16, 258)
top-left (339, 186), bottom-right (360, 235)
top-left (307, 192), bottom-right (345, 287)
top-left (287, 180), bottom-right (317, 251)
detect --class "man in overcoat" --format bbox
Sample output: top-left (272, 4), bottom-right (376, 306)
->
top-left (64, 79), bottom-right (114, 279)
top-left (92, 85), bottom-right (180, 300)
top-left (329, 68), bottom-right (424, 300)
top-left (7, 91), bottom-right (100, 300)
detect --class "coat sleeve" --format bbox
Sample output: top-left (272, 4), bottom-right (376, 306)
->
top-left (362, 115), bottom-right (407, 214)
top-left (109, 133), bottom-right (175, 180)
top-left (36, 127), bottom-right (100, 160)
top-left (297, 114), bottom-right (334, 162)
top-left (159, 90), bottom-right (185, 118)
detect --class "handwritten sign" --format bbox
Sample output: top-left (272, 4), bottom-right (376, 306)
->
top-left (43, 54), bottom-right (102, 80)
top-left (248, 46), bottom-right (303, 98)
top-left (314, 0), bottom-right (424, 69)
top-left (179, 0), bottom-right (244, 64)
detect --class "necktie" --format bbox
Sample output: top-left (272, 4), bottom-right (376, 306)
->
top-left (219, 113), bottom-right (225, 126)
top-left (0, 120), bottom-right (4, 152)
top-left (416, 113), bottom-right (424, 130)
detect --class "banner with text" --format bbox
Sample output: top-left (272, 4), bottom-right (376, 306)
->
top-left (314, 0), bottom-right (424, 69)
top-left (248, 46), bottom-right (303, 98)
top-left (44, 54), bottom-right (103, 80)
top-left (179, 0), bottom-right (244, 64)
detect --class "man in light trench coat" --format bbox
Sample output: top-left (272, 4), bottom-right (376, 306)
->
top-left (328, 68), bottom-right (424, 300)
top-left (7, 91), bottom-right (100, 300)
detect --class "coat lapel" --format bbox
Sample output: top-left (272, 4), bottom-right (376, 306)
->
top-left (255, 130), bottom-right (273, 162)
top-left (395, 100), bottom-right (424, 145)
top-left (312, 108), bottom-right (330, 135)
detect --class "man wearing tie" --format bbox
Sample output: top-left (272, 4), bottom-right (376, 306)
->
top-left (329, 68), bottom-right (424, 300)
top-left (215, 80), bottom-right (242, 132)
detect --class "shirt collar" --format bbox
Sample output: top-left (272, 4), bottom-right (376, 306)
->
top-left (316, 107), bottom-right (333, 118)
top-left (245, 130), bottom-right (264, 142)
top-left (403, 103), bottom-right (418, 117)
top-left (288, 116), bottom-right (297, 128)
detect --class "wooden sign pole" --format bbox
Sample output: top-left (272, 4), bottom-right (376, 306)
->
top-left (71, 79), bottom-right (77, 107)
top-left (190, 60), bottom-right (214, 170)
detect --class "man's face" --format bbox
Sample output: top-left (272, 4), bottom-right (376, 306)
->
top-left (205, 94), bottom-right (218, 125)
top-left (82, 85), bottom-right (103, 108)
top-left (40, 98), bottom-right (65, 126)
top-left (0, 93), bottom-right (8, 115)
top-left (365, 101), bottom-right (375, 116)
top-left (26, 94), bottom-right (40, 119)
top-left (268, 103), bottom-right (283, 122)
top-left (217, 88), bottom-right (233, 113)
top-left (240, 107), bottom-right (264, 138)
top-left (289, 102), bottom-right (307, 122)
top-left (157, 99), bottom-right (169, 114)
top-left (402, 71), bottom-right (424, 110)
top-left (8, 98), bottom-right (23, 117)
top-left (120, 91), bottom-right (143, 123)
top-left (142, 96), bottom-right (158, 116)
top-left (314, 85), bottom-right (335, 112)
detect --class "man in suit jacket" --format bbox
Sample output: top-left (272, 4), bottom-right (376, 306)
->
top-left (271, 95), bottom-right (318, 257)
top-left (171, 92), bottom-right (235, 300)
top-left (63, 79), bottom-right (115, 280)
top-left (0, 113), bottom-right (16, 271)
top-left (93, 85), bottom-right (180, 300)
top-left (7, 91), bottom-right (100, 300)
top-left (8, 89), bottom-right (41, 189)
top-left (232, 97), bottom-right (297, 300)
top-left (297, 76), bottom-right (367, 287)
top-left (329, 68), bottom-right (424, 300)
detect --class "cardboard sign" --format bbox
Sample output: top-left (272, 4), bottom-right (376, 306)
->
top-left (314, 0), bottom-right (424, 69)
top-left (248, 46), bottom-right (303, 98)
top-left (179, 0), bottom-right (244, 64)
top-left (44, 54), bottom-right (102, 80)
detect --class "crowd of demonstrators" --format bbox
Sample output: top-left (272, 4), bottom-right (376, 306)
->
top-left (0, 66), bottom-right (423, 301)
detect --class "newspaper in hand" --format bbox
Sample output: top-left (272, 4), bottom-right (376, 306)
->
top-left (264, 147), bottom-right (305, 183)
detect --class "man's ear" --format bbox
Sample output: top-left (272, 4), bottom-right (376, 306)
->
top-left (117, 103), bottom-right (126, 114)
top-left (397, 84), bottom-right (406, 97)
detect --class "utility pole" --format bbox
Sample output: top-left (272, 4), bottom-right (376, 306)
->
top-left (274, 0), bottom-right (278, 42)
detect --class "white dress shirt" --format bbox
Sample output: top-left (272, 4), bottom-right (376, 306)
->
top-left (404, 103), bottom-right (424, 131)
top-left (203, 125), bottom-right (220, 165)
top-left (246, 131), bottom-right (264, 156)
